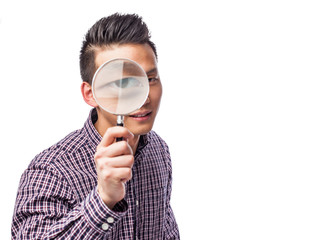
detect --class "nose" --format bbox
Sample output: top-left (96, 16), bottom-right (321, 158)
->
top-left (143, 96), bottom-right (150, 105)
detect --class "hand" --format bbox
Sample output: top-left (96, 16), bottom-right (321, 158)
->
top-left (94, 127), bottom-right (134, 209)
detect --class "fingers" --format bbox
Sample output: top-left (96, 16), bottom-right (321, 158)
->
top-left (94, 126), bottom-right (135, 209)
top-left (96, 140), bottom-right (133, 160)
top-left (97, 155), bottom-right (134, 170)
top-left (104, 167), bottom-right (132, 183)
top-left (99, 127), bottom-right (134, 149)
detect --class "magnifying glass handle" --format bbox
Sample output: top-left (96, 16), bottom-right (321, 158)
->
top-left (116, 115), bottom-right (124, 142)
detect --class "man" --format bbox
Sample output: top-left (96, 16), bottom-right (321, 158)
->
top-left (11, 13), bottom-right (179, 239)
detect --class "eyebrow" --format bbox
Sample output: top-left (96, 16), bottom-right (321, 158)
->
top-left (146, 68), bottom-right (158, 75)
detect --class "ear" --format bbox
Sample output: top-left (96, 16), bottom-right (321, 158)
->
top-left (81, 82), bottom-right (98, 108)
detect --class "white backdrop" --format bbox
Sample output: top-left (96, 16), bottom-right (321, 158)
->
top-left (1, 0), bottom-right (335, 239)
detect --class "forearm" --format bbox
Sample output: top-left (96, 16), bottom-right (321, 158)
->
top-left (12, 187), bottom-right (127, 239)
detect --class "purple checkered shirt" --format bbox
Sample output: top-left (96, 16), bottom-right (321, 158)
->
top-left (11, 109), bottom-right (179, 239)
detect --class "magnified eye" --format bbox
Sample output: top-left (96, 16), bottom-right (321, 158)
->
top-left (109, 77), bottom-right (142, 89)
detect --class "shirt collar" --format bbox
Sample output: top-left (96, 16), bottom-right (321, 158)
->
top-left (83, 108), bottom-right (149, 153)
top-left (83, 108), bottom-right (102, 150)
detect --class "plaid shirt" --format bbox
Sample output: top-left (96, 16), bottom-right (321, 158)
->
top-left (11, 109), bottom-right (179, 239)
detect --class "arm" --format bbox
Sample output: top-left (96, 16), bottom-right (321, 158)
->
top-left (12, 127), bottom-right (134, 239)
top-left (163, 145), bottom-right (180, 240)
top-left (11, 164), bottom-right (128, 240)
top-left (163, 178), bottom-right (180, 240)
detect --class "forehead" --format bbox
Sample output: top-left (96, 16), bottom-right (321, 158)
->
top-left (95, 43), bottom-right (157, 72)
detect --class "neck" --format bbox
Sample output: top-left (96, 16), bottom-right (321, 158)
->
top-left (128, 135), bottom-right (140, 155)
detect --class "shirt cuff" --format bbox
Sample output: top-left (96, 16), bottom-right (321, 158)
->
top-left (83, 186), bottom-right (128, 233)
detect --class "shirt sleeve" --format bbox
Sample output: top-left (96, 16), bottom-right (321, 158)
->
top-left (162, 145), bottom-right (180, 240)
top-left (11, 163), bottom-right (128, 239)
top-left (163, 185), bottom-right (180, 239)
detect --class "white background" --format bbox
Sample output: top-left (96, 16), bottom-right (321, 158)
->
top-left (1, 0), bottom-right (335, 239)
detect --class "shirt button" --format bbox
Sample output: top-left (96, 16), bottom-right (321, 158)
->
top-left (107, 217), bottom-right (114, 223)
top-left (101, 223), bottom-right (109, 231)
top-left (136, 200), bottom-right (139, 206)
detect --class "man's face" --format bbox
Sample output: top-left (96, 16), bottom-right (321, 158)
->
top-left (94, 43), bottom-right (162, 137)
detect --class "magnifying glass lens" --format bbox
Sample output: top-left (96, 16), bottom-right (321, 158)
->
top-left (92, 58), bottom-right (149, 115)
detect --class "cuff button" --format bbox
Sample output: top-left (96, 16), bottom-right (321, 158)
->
top-left (102, 223), bottom-right (109, 231)
top-left (107, 217), bottom-right (114, 223)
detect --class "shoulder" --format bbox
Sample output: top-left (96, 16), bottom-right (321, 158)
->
top-left (28, 128), bottom-right (90, 169)
top-left (145, 131), bottom-right (172, 164)
top-left (147, 131), bottom-right (168, 148)
top-left (146, 130), bottom-right (170, 154)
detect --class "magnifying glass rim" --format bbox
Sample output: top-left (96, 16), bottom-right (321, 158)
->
top-left (91, 57), bottom-right (149, 116)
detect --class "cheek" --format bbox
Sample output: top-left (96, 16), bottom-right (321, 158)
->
top-left (101, 110), bottom-right (117, 124)
top-left (149, 84), bottom-right (163, 107)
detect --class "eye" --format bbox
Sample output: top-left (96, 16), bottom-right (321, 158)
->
top-left (148, 77), bottom-right (159, 83)
top-left (109, 77), bottom-right (142, 89)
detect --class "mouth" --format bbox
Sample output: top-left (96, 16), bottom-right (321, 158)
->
top-left (129, 111), bottom-right (152, 121)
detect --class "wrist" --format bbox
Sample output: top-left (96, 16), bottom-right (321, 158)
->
top-left (97, 187), bottom-right (118, 209)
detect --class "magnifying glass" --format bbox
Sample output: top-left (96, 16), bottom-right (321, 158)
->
top-left (92, 58), bottom-right (149, 141)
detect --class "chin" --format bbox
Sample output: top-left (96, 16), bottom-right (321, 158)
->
top-left (129, 125), bottom-right (153, 137)
top-left (124, 120), bottom-right (155, 136)
top-left (124, 114), bottom-right (156, 136)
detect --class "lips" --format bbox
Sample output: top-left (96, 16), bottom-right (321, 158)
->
top-left (129, 111), bottom-right (152, 119)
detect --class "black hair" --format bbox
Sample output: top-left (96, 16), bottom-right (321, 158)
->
top-left (79, 13), bottom-right (157, 84)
